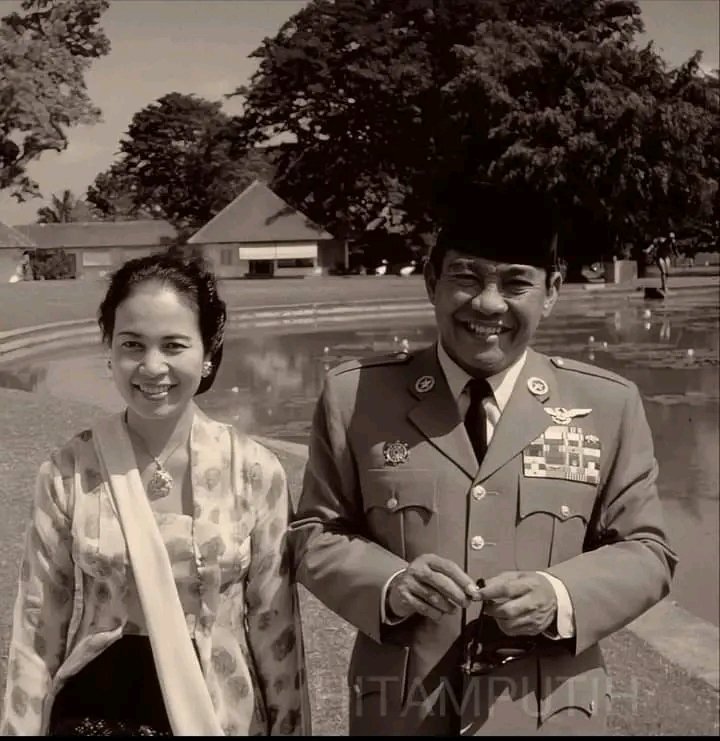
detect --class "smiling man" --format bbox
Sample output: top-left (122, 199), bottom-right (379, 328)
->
top-left (290, 183), bottom-right (677, 736)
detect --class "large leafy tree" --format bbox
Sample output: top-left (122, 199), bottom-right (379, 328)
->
top-left (232, 0), bottom-right (490, 246)
top-left (235, 0), bottom-right (718, 262)
top-left (0, 0), bottom-right (110, 201)
top-left (86, 92), bottom-right (274, 230)
top-left (443, 14), bottom-right (719, 261)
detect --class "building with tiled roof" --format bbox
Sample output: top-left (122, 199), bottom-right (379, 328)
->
top-left (188, 180), bottom-right (345, 278)
top-left (6, 182), bottom-right (344, 281)
top-left (15, 220), bottom-right (177, 278)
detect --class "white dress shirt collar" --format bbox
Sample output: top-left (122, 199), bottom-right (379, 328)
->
top-left (436, 340), bottom-right (528, 413)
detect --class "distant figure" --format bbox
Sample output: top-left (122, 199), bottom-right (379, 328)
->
top-left (8, 251), bottom-right (33, 283)
top-left (660, 316), bottom-right (672, 341)
top-left (644, 235), bottom-right (678, 293)
top-left (374, 259), bottom-right (389, 276)
top-left (399, 260), bottom-right (417, 277)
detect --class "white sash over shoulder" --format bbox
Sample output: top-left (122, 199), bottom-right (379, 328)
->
top-left (93, 413), bottom-right (224, 737)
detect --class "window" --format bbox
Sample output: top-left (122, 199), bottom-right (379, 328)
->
top-left (82, 250), bottom-right (112, 267)
top-left (277, 258), bottom-right (315, 268)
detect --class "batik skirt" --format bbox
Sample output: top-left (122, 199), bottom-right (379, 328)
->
top-left (49, 635), bottom-right (173, 736)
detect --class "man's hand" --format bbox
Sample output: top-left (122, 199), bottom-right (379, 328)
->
top-left (477, 571), bottom-right (557, 636)
top-left (387, 554), bottom-right (481, 621)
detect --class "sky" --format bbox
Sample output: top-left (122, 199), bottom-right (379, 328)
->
top-left (1, 0), bottom-right (718, 227)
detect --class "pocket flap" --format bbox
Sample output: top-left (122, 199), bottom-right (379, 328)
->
top-left (362, 469), bottom-right (438, 514)
top-left (518, 477), bottom-right (595, 523)
top-left (539, 646), bottom-right (608, 721)
top-left (349, 635), bottom-right (409, 696)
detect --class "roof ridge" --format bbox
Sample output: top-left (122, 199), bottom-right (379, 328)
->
top-left (187, 181), bottom-right (334, 244)
top-left (14, 219), bottom-right (173, 229)
top-left (186, 179), bottom-right (263, 243)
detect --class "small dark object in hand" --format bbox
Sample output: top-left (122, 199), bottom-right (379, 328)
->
top-left (461, 579), bottom-right (537, 676)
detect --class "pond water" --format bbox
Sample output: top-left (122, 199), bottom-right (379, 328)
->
top-left (1, 288), bottom-right (718, 626)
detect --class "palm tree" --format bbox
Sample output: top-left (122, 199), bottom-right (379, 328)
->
top-left (36, 189), bottom-right (91, 223)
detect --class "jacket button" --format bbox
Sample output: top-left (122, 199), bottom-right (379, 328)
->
top-left (470, 535), bottom-right (485, 550)
top-left (471, 484), bottom-right (486, 501)
top-left (560, 504), bottom-right (571, 518)
top-left (386, 496), bottom-right (399, 510)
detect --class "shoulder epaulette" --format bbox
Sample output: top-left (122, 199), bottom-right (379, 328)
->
top-left (550, 356), bottom-right (632, 387)
top-left (330, 350), bottom-right (413, 377)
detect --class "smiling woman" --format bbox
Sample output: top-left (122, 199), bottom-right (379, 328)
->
top-left (1, 252), bottom-right (310, 736)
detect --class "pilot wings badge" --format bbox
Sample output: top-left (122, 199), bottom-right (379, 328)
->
top-left (544, 407), bottom-right (592, 425)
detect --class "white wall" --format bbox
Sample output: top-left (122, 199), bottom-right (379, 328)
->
top-left (0, 249), bottom-right (25, 283)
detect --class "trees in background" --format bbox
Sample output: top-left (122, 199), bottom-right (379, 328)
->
top-left (29, 0), bottom-right (712, 267)
top-left (442, 7), bottom-right (719, 270)
top-left (0, 0), bottom-right (110, 201)
top-left (230, 0), bottom-right (492, 249)
top-left (36, 189), bottom-right (94, 223)
top-left (232, 0), bottom-right (719, 265)
top-left (86, 92), bottom-right (274, 231)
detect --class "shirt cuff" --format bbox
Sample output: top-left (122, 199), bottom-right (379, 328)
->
top-left (380, 569), bottom-right (409, 625)
top-left (537, 571), bottom-right (575, 639)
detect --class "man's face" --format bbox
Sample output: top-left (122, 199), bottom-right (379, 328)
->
top-left (424, 250), bottom-right (561, 377)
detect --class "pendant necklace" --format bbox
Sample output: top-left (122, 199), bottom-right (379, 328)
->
top-left (124, 411), bottom-right (188, 501)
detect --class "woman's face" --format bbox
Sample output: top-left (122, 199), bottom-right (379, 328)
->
top-left (110, 281), bottom-right (208, 421)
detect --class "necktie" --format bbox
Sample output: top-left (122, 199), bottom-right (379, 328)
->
top-left (464, 377), bottom-right (492, 464)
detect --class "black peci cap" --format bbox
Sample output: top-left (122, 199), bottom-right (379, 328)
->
top-left (431, 182), bottom-right (560, 269)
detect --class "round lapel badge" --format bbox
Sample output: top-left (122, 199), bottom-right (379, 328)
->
top-left (414, 375), bottom-right (435, 394)
top-left (383, 440), bottom-right (409, 466)
top-left (527, 376), bottom-right (549, 396)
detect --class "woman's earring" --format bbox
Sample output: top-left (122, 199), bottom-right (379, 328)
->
top-left (201, 360), bottom-right (212, 378)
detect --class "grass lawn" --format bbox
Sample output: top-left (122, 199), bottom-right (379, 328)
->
top-left (0, 276), bottom-right (429, 332)
top-left (0, 388), bottom-right (717, 735)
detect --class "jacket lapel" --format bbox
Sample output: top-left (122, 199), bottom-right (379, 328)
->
top-left (407, 345), bottom-right (478, 479)
top-left (478, 349), bottom-right (556, 481)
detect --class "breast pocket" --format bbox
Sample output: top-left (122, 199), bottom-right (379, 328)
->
top-left (516, 476), bottom-right (598, 569)
top-left (361, 469), bottom-right (439, 560)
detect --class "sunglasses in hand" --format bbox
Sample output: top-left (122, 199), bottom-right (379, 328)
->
top-left (460, 581), bottom-right (537, 676)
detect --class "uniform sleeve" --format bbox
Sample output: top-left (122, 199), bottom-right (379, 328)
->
top-left (288, 375), bottom-right (409, 645)
top-left (545, 384), bottom-right (678, 654)
top-left (244, 453), bottom-right (311, 736)
top-left (1, 459), bottom-right (75, 736)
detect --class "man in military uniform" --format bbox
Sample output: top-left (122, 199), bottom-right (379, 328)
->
top-left (289, 183), bottom-right (677, 735)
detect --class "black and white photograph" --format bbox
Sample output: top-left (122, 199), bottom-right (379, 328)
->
top-left (0, 0), bottom-right (718, 735)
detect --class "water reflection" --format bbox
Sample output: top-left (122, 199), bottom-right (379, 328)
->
top-left (202, 324), bottom-right (437, 440)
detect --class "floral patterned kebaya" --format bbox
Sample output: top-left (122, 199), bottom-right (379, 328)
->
top-left (0, 410), bottom-right (309, 736)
